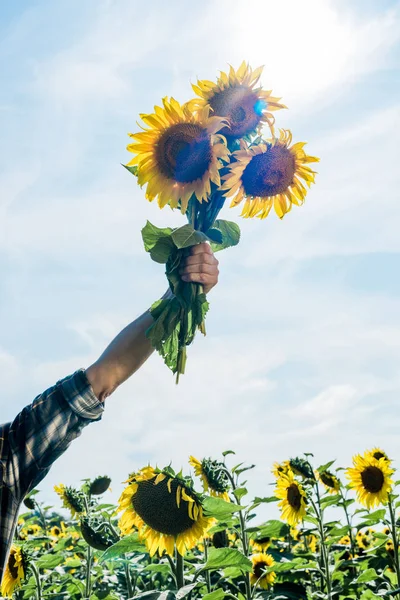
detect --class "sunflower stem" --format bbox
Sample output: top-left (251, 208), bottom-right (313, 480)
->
top-left (124, 559), bottom-right (133, 599)
top-left (222, 468), bottom-right (251, 600)
top-left (339, 488), bottom-right (356, 557)
top-left (30, 563), bottom-right (42, 600)
top-left (388, 496), bottom-right (400, 595)
top-left (310, 492), bottom-right (332, 600)
top-left (166, 553), bottom-right (177, 585)
top-left (85, 545), bottom-right (92, 599)
top-left (175, 548), bottom-right (184, 590)
top-left (203, 537), bottom-right (212, 594)
top-left (36, 503), bottom-right (50, 550)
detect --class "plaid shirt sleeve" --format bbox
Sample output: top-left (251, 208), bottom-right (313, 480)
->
top-left (4, 368), bottom-right (104, 501)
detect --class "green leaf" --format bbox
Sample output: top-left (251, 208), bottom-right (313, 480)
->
top-left (252, 496), bottom-right (278, 504)
top-left (129, 593), bottom-right (176, 600)
top-left (150, 237), bottom-right (175, 264)
top-left (356, 568), bottom-right (378, 583)
top-left (256, 520), bottom-right (290, 538)
top-left (202, 590), bottom-right (225, 600)
top-left (36, 553), bottom-right (65, 569)
top-left (234, 487), bottom-right (248, 501)
top-left (222, 450), bottom-right (235, 457)
top-left (100, 534), bottom-right (146, 561)
top-left (320, 494), bottom-right (341, 509)
top-left (141, 221), bottom-right (173, 252)
top-left (171, 224), bottom-right (208, 249)
top-left (176, 583), bottom-right (198, 599)
top-left (360, 509), bottom-right (386, 523)
top-left (143, 564), bottom-right (171, 574)
top-left (209, 220), bottom-right (241, 253)
top-left (122, 164), bottom-right (138, 177)
top-left (202, 496), bottom-right (245, 520)
top-left (317, 460), bottom-right (336, 473)
top-left (204, 548), bottom-right (252, 572)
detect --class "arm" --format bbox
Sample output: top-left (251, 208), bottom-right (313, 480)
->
top-left (86, 243), bottom-right (219, 401)
top-left (6, 370), bottom-right (104, 500)
top-left (5, 243), bottom-right (218, 498)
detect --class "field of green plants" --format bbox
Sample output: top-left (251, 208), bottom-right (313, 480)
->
top-left (4, 448), bottom-right (400, 600)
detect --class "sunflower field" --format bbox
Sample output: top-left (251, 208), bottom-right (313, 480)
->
top-left (5, 448), bottom-right (400, 600)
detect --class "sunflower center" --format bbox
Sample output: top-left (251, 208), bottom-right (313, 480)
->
top-left (287, 483), bottom-right (302, 510)
top-left (209, 85), bottom-right (262, 138)
top-left (255, 536), bottom-right (271, 545)
top-left (155, 123), bottom-right (212, 183)
top-left (253, 561), bottom-right (268, 579)
top-left (132, 477), bottom-right (198, 536)
top-left (53, 527), bottom-right (60, 536)
top-left (361, 466), bottom-right (384, 493)
top-left (373, 452), bottom-right (386, 460)
top-left (241, 146), bottom-right (296, 197)
top-left (8, 552), bottom-right (19, 579)
top-left (321, 473), bottom-right (335, 488)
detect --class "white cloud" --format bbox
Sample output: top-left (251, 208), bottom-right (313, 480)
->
top-left (1, 0), bottom-right (400, 524)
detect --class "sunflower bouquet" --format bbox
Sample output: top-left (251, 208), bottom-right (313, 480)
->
top-left (124, 62), bottom-right (319, 381)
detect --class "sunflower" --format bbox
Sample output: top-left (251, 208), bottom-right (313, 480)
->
top-left (346, 453), bottom-right (394, 509)
top-left (222, 129), bottom-right (319, 219)
top-left (366, 447), bottom-right (392, 464)
top-left (274, 471), bottom-right (307, 526)
top-left (189, 456), bottom-right (230, 501)
top-left (50, 522), bottom-right (67, 538)
top-left (54, 484), bottom-right (85, 517)
top-left (272, 461), bottom-right (292, 479)
top-left (118, 466), bottom-right (211, 556)
top-left (190, 61), bottom-right (286, 140)
top-left (1, 546), bottom-right (27, 598)
top-left (20, 523), bottom-right (41, 539)
top-left (317, 470), bottom-right (341, 494)
top-left (339, 535), bottom-right (351, 546)
top-left (250, 553), bottom-right (276, 589)
top-left (357, 534), bottom-right (371, 550)
top-left (251, 535), bottom-right (272, 552)
top-left (386, 540), bottom-right (395, 556)
top-left (125, 98), bottom-right (229, 213)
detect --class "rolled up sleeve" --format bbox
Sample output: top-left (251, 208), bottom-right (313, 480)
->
top-left (5, 369), bottom-right (104, 500)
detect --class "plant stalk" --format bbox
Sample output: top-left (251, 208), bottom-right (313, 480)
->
top-left (124, 560), bottom-right (133, 599)
top-left (30, 563), bottom-right (42, 600)
top-left (388, 496), bottom-right (400, 593)
top-left (85, 545), bottom-right (92, 599)
top-left (175, 548), bottom-right (184, 590)
top-left (223, 468), bottom-right (251, 600)
top-left (203, 536), bottom-right (212, 594)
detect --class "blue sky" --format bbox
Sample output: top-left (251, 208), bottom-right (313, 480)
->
top-left (1, 0), bottom-right (400, 520)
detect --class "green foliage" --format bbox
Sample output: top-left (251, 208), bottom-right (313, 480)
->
top-left (12, 450), bottom-right (400, 600)
top-left (204, 548), bottom-right (252, 572)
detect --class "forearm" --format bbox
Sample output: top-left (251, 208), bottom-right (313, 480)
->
top-left (86, 290), bottom-right (172, 401)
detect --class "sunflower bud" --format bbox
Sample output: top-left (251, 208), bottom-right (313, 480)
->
top-left (23, 497), bottom-right (36, 510)
top-left (54, 484), bottom-right (85, 517)
top-left (80, 517), bottom-right (119, 551)
top-left (89, 476), bottom-right (111, 496)
top-left (212, 530), bottom-right (228, 548)
top-left (289, 458), bottom-right (315, 480)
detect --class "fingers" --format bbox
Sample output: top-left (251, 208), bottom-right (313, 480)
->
top-left (189, 242), bottom-right (213, 255)
top-left (180, 243), bottom-right (219, 293)
top-left (180, 272), bottom-right (217, 286)
top-left (180, 262), bottom-right (217, 276)
top-left (184, 252), bottom-right (218, 267)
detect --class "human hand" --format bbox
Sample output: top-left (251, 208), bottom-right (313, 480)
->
top-left (179, 242), bottom-right (219, 294)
